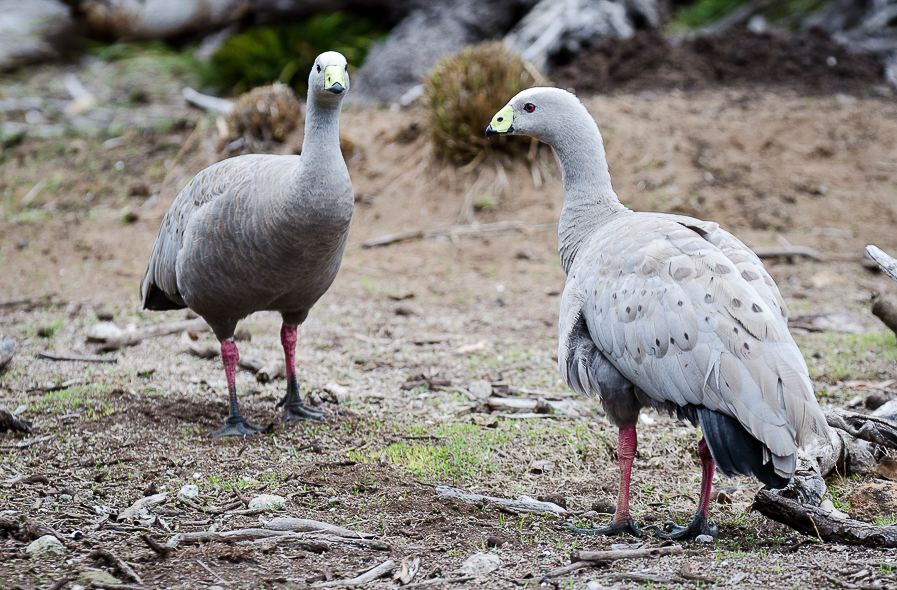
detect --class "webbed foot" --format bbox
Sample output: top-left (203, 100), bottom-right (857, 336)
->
top-left (208, 415), bottom-right (264, 437)
top-left (567, 519), bottom-right (642, 538)
top-left (646, 512), bottom-right (717, 540)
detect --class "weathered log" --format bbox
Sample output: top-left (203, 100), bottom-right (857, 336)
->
top-left (313, 560), bottom-right (396, 588)
top-left (872, 292), bottom-right (897, 336)
top-left (570, 545), bottom-right (684, 562)
top-left (826, 409), bottom-right (897, 449)
top-left (754, 489), bottom-right (897, 547)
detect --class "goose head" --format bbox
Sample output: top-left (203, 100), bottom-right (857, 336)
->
top-left (486, 87), bottom-right (588, 147)
top-left (309, 51), bottom-right (350, 100)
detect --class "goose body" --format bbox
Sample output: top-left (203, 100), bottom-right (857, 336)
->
top-left (140, 52), bottom-right (353, 436)
top-left (487, 87), bottom-right (827, 538)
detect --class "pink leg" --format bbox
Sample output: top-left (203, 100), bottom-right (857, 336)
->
top-left (281, 324), bottom-right (298, 384)
top-left (208, 338), bottom-right (262, 437)
top-left (696, 437), bottom-right (715, 518)
top-left (277, 323), bottom-right (325, 422)
top-left (654, 435), bottom-right (718, 538)
top-left (613, 425), bottom-right (638, 525)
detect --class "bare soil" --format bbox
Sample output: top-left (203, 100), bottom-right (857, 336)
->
top-left (3, 57), bottom-right (897, 590)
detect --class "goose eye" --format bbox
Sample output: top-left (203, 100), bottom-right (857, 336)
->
top-left (524, 103), bottom-right (535, 113)
top-left (344, 65), bottom-right (348, 72)
top-left (316, 65), bottom-right (322, 73)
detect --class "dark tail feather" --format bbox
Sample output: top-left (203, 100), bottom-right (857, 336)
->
top-left (696, 407), bottom-right (790, 489)
top-left (143, 284), bottom-right (187, 311)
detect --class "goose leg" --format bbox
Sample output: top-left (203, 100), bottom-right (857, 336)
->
top-left (209, 338), bottom-right (264, 437)
top-left (568, 425), bottom-right (642, 537)
top-left (652, 437), bottom-right (718, 540)
top-left (276, 324), bottom-right (326, 422)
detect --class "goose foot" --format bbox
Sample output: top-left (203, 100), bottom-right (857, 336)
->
top-left (646, 512), bottom-right (717, 540)
top-left (282, 401), bottom-right (326, 423)
top-left (209, 416), bottom-right (264, 437)
top-left (566, 519), bottom-right (642, 538)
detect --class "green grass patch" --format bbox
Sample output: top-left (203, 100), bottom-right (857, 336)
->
top-left (28, 383), bottom-right (114, 419)
top-left (797, 329), bottom-right (897, 385)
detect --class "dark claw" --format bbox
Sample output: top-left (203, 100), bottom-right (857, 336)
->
top-left (645, 512), bottom-right (718, 540)
top-left (208, 415), bottom-right (264, 437)
top-left (282, 401), bottom-right (327, 422)
top-left (566, 519), bottom-right (642, 538)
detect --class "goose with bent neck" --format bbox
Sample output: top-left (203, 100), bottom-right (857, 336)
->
top-left (140, 51), bottom-right (354, 437)
top-left (487, 87), bottom-right (827, 540)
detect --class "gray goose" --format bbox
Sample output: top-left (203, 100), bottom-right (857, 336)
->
top-left (140, 51), bottom-right (353, 437)
top-left (487, 88), bottom-right (827, 539)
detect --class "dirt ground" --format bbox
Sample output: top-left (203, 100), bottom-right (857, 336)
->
top-left (4, 53), bottom-right (897, 590)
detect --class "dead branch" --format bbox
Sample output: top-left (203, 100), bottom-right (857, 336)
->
top-left (394, 555), bottom-right (421, 585)
top-left (360, 221), bottom-right (557, 248)
top-left (485, 396), bottom-right (582, 418)
top-left (826, 409), bottom-right (897, 449)
top-left (265, 516), bottom-right (375, 538)
top-left (166, 527), bottom-right (292, 549)
top-left (754, 489), bottom-right (897, 547)
top-left (400, 576), bottom-right (474, 589)
top-left (0, 296), bottom-right (55, 310)
top-left (38, 351), bottom-right (117, 363)
top-left (571, 545), bottom-right (685, 563)
top-left (246, 535), bottom-right (330, 553)
top-left (92, 318), bottom-right (210, 351)
top-left (89, 582), bottom-right (145, 590)
top-left (604, 572), bottom-right (679, 584)
top-left (0, 407), bottom-right (32, 435)
top-left (88, 548), bottom-right (143, 584)
top-left (140, 533), bottom-right (172, 557)
top-left (540, 561), bottom-right (594, 579)
top-left (313, 559), bottom-right (395, 587)
top-left (182, 87), bottom-right (234, 115)
top-left (0, 336), bottom-right (14, 371)
top-left (750, 246), bottom-right (822, 260)
top-left (434, 485), bottom-right (567, 514)
top-left (872, 292), bottom-right (897, 336)
top-left (866, 245), bottom-right (897, 283)
top-left (117, 493), bottom-right (167, 522)
top-left (48, 578), bottom-right (73, 590)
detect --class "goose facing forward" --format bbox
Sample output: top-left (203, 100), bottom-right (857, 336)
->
top-left (487, 88), bottom-right (827, 539)
top-left (141, 52), bottom-right (353, 437)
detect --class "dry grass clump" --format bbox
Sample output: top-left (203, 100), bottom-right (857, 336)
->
top-left (423, 41), bottom-right (536, 164)
top-left (226, 83), bottom-right (302, 145)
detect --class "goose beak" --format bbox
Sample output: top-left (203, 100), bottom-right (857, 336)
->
top-left (324, 65), bottom-right (346, 94)
top-left (486, 105), bottom-right (513, 137)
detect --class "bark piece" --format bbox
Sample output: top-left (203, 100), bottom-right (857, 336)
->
top-left (849, 482), bottom-right (897, 523)
top-left (872, 292), bottom-right (897, 337)
top-left (826, 408), bottom-right (897, 449)
top-left (313, 559), bottom-right (395, 587)
top-left (867, 245), bottom-right (897, 283)
top-left (264, 517), bottom-right (374, 538)
top-left (87, 548), bottom-right (143, 584)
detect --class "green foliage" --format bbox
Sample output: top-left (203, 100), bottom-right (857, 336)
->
top-left (423, 41), bottom-right (536, 163)
top-left (671, 0), bottom-right (747, 28)
top-left (201, 13), bottom-right (383, 95)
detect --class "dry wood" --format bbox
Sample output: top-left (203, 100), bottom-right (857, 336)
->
top-left (88, 548), bottom-right (143, 584)
top-left (485, 396), bottom-right (582, 417)
top-left (117, 493), bottom-right (167, 522)
top-left (434, 485), bottom-right (567, 514)
top-left (571, 544), bottom-right (684, 563)
top-left (313, 559), bottom-right (395, 587)
top-left (166, 527), bottom-right (292, 549)
top-left (140, 533), bottom-right (172, 557)
top-left (754, 489), bottom-right (897, 546)
top-left (92, 318), bottom-right (210, 351)
top-left (872, 292), bottom-right (897, 336)
top-left (394, 555), bottom-right (421, 585)
top-left (48, 577), bottom-right (72, 590)
top-left (265, 516), bottom-right (375, 538)
top-left (179, 331), bottom-right (218, 359)
top-left (866, 245), bottom-right (897, 283)
top-left (0, 407), bottom-right (32, 434)
top-left (750, 245), bottom-right (821, 260)
top-left (246, 535), bottom-right (330, 553)
top-left (238, 357), bottom-right (265, 373)
top-left (38, 351), bottom-right (117, 363)
top-left (826, 409), bottom-right (897, 449)
top-left (604, 572), bottom-right (678, 584)
top-left (256, 359), bottom-right (285, 382)
top-left (182, 87), bottom-right (234, 115)
top-left (0, 297), bottom-right (54, 310)
top-left (360, 221), bottom-right (557, 248)
top-left (0, 336), bottom-right (15, 371)
top-left (401, 576), bottom-right (474, 589)
top-left (540, 561), bottom-right (594, 579)
top-left (90, 582), bottom-right (145, 590)
top-left (196, 558), bottom-right (230, 585)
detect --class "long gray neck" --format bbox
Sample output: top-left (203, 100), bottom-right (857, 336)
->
top-left (298, 92), bottom-right (343, 172)
top-left (552, 113), bottom-right (628, 274)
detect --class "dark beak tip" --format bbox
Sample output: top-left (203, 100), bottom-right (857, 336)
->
top-left (328, 83), bottom-right (345, 94)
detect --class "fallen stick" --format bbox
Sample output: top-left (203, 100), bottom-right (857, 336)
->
top-left (753, 489), bottom-right (897, 547)
top-left (92, 318), bottom-right (210, 351)
top-left (401, 576), bottom-right (474, 589)
top-left (540, 561), bottom-right (594, 579)
top-left (48, 577), bottom-right (72, 590)
top-left (0, 297), bottom-right (54, 310)
top-left (265, 516), bottom-right (375, 538)
top-left (485, 396), bottom-right (582, 418)
top-left (140, 533), bottom-right (172, 557)
top-left (571, 545), bottom-right (684, 562)
top-left (88, 548), bottom-right (143, 584)
top-left (826, 409), bottom-right (897, 449)
top-left (604, 572), bottom-right (678, 584)
top-left (117, 493), bottom-right (167, 522)
top-left (313, 559), bottom-right (395, 587)
top-left (246, 535), bottom-right (330, 553)
top-left (751, 246), bottom-right (821, 260)
top-left (360, 221), bottom-right (557, 248)
top-left (90, 582), bottom-right (145, 590)
top-left (867, 245), bottom-right (897, 283)
top-left (38, 351), bottom-right (117, 363)
top-left (182, 87), bottom-right (235, 115)
top-left (872, 292), bottom-right (897, 337)
top-left (434, 485), bottom-right (566, 514)
top-left (196, 558), bottom-right (230, 585)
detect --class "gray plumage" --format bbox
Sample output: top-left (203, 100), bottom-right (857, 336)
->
top-left (491, 87), bottom-right (827, 485)
top-left (140, 53), bottom-right (353, 340)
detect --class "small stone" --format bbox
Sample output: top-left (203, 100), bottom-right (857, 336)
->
top-left (529, 460), bottom-right (554, 474)
top-left (850, 482), bottom-right (897, 523)
top-left (541, 493), bottom-right (567, 509)
top-left (177, 484), bottom-right (199, 500)
top-left (78, 568), bottom-right (121, 585)
top-left (866, 392), bottom-right (891, 411)
top-left (591, 499), bottom-right (615, 514)
top-left (876, 458), bottom-right (897, 481)
top-left (248, 494), bottom-right (286, 511)
top-left (485, 535), bottom-right (505, 548)
top-left (467, 380), bottom-right (492, 400)
top-left (695, 534), bottom-right (714, 544)
top-left (26, 535), bottom-right (66, 559)
top-left (87, 321), bottom-right (123, 340)
top-left (459, 552), bottom-right (500, 577)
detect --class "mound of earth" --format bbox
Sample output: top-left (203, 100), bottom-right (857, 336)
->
top-left (553, 29), bottom-right (884, 94)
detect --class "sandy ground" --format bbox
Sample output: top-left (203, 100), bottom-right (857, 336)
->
top-left (3, 59), bottom-right (897, 589)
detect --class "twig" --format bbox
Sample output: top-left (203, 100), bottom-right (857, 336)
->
top-left (751, 245), bottom-right (821, 260)
top-left (38, 351), bottom-right (117, 363)
top-left (604, 572), bottom-right (678, 584)
top-left (48, 577), bottom-right (72, 590)
top-left (88, 548), bottom-right (143, 584)
top-left (92, 318), bottom-right (210, 351)
top-left (265, 516), bottom-right (375, 538)
top-left (90, 583), bottom-right (145, 590)
top-left (182, 87), bottom-right (235, 115)
top-left (540, 561), bottom-right (594, 579)
top-left (140, 533), bottom-right (172, 557)
top-left (867, 245), bottom-right (897, 283)
top-left (117, 493), bottom-right (167, 522)
top-left (401, 576), bottom-right (474, 589)
top-left (360, 221), bottom-right (557, 248)
top-left (313, 559), bottom-right (395, 587)
top-left (434, 485), bottom-right (567, 514)
top-left (196, 558), bottom-right (230, 585)
top-left (571, 545), bottom-right (684, 562)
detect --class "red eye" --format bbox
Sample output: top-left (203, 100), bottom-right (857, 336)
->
top-left (524, 103), bottom-right (535, 113)
top-left (345, 65), bottom-right (348, 72)
top-left (316, 65), bottom-right (322, 73)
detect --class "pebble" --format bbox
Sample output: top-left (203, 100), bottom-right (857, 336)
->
top-left (459, 552), bottom-right (500, 577)
top-left (485, 535), bottom-right (505, 548)
top-left (177, 484), bottom-right (199, 500)
top-left (26, 535), bottom-right (66, 559)
top-left (248, 494), bottom-right (286, 511)
top-left (695, 534), bottom-right (714, 544)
